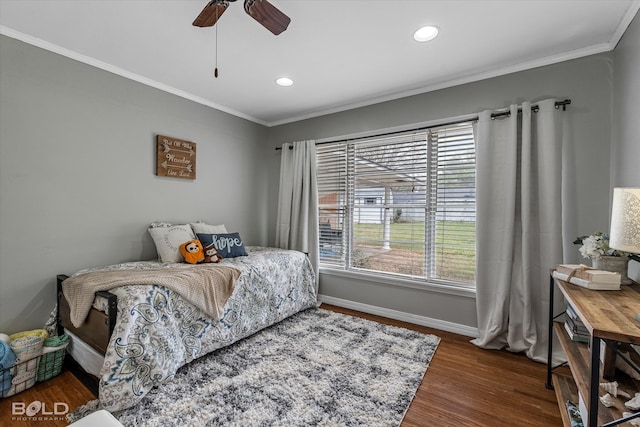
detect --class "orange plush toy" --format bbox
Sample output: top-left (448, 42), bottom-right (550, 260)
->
top-left (180, 239), bottom-right (204, 264)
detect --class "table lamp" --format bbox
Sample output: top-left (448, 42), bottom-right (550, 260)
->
top-left (609, 187), bottom-right (640, 264)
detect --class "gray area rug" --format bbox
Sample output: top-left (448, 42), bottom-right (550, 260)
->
top-left (69, 308), bottom-right (440, 426)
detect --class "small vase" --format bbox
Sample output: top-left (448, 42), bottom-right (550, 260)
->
top-left (592, 255), bottom-right (631, 285)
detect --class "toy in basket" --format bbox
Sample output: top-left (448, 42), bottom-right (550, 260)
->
top-left (0, 339), bottom-right (16, 396)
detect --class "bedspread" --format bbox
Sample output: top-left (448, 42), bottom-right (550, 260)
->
top-left (70, 247), bottom-right (317, 412)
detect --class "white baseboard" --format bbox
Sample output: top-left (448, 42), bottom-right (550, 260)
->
top-left (319, 294), bottom-right (479, 338)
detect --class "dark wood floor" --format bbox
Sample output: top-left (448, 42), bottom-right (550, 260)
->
top-left (0, 304), bottom-right (566, 426)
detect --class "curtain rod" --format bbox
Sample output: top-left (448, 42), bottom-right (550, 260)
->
top-left (276, 99), bottom-right (571, 150)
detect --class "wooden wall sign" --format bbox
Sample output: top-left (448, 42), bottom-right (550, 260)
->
top-left (156, 135), bottom-right (196, 180)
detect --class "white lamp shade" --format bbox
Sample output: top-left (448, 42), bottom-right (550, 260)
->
top-left (609, 187), bottom-right (640, 253)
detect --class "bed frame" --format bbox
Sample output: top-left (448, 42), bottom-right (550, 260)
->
top-left (56, 274), bottom-right (117, 355)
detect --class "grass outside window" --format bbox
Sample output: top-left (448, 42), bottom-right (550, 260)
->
top-left (350, 221), bottom-right (476, 284)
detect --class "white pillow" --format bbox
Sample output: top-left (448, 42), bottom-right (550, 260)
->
top-left (148, 224), bottom-right (195, 263)
top-left (190, 222), bottom-right (228, 234)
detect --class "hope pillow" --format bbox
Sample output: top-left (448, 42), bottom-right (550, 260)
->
top-left (197, 232), bottom-right (248, 258)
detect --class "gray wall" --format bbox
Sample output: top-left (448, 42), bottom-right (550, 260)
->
top-left (613, 13), bottom-right (640, 282)
top-left (0, 36), bottom-right (271, 333)
top-left (266, 52), bottom-right (616, 331)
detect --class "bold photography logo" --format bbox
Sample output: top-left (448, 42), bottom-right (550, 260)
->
top-left (12, 400), bottom-right (69, 420)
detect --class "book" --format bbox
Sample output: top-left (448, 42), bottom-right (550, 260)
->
top-left (565, 400), bottom-right (584, 427)
top-left (555, 263), bottom-right (621, 284)
top-left (565, 304), bottom-right (582, 323)
top-left (564, 304), bottom-right (590, 342)
top-left (564, 321), bottom-right (589, 344)
top-left (575, 269), bottom-right (621, 284)
top-left (565, 308), bottom-right (585, 326)
top-left (565, 314), bottom-right (588, 335)
top-left (552, 270), bottom-right (621, 290)
top-left (556, 264), bottom-right (592, 276)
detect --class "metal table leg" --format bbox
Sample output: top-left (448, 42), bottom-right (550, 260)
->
top-left (589, 335), bottom-right (601, 426)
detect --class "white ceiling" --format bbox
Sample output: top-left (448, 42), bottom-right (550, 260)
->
top-left (1, 1), bottom-right (639, 126)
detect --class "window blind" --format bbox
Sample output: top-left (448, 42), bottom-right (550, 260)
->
top-left (317, 122), bottom-right (476, 286)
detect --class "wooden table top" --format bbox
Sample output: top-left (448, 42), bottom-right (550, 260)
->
top-left (555, 278), bottom-right (640, 344)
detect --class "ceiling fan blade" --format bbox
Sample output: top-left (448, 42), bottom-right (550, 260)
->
top-left (193, 0), bottom-right (230, 27)
top-left (244, 0), bottom-right (291, 35)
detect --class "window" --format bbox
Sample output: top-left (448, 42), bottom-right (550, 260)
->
top-left (317, 122), bottom-right (476, 287)
top-left (363, 197), bottom-right (377, 205)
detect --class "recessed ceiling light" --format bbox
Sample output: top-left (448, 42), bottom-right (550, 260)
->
top-left (276, 77), bottom-right (293, 87)
top-left (413, 26), bottom-right (439, 42)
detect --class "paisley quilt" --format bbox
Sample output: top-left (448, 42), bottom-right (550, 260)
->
top-left (71, 247), bottom-right (317, 412)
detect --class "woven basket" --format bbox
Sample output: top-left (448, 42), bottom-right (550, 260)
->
top-left (2, 336), bottom-right (43, 397)
top-left (37, 335), bottom-right (69, 382)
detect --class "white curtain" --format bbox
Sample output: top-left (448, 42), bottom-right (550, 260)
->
top-left (275, 140), bottom-right (319, 289)
top-left (471, 99), bottom-right (567, 364)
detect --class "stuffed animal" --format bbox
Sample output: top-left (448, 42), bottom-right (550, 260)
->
top-left (202, 243), bottom-right (223, 263)
top-left (180, 239), bottom-right (204, 264)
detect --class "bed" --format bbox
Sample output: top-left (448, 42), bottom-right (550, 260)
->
top-left (57, 246), bottom-right (317, 412)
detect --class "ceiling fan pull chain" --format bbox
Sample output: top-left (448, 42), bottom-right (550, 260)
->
top-left (214, 6), bottom-right (219, 78)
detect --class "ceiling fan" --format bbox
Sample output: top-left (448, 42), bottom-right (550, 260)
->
top-left (193, 0), bottom-right (291, 35)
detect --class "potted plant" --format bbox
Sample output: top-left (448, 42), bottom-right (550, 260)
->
top-left (575, 232), bottom-right (631, 284)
